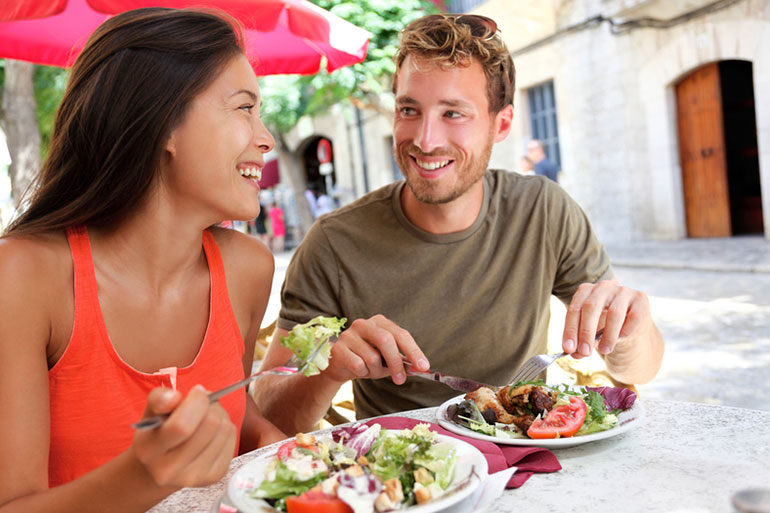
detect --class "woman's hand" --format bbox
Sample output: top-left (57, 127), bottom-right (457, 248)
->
top-left (131, 386), bottom-right (237, 489)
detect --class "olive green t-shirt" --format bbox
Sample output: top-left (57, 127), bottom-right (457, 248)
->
top-left (278, 170), bottom-right (613, 419)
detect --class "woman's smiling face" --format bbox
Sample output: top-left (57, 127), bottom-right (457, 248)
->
top-left (163, 53), bottom-right (274, 224)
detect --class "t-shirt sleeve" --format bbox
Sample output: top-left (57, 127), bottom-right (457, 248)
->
top-left (277, 221), bottom-right (344, 331)
top-left (546, 182), bottom-right (614, 304)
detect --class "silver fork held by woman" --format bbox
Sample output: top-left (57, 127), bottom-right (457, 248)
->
top-left (132, 337), bottom-right (332, 430)
top-left (508, 328), bottom-right (605, 385)
top-left (131, 366), bottom-right (298, 430)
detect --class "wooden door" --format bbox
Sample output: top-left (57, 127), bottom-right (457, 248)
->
top-left (675, 62), bottom-right (732, 237)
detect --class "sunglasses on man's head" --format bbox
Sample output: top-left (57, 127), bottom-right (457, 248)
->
top-left (422, 13), bottom-right (499, 40)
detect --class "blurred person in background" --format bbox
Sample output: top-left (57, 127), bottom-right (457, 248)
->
top-left (527, 138), bottom-right (559, 182)
top-left (304, 187), bottom-right (318, 218)
top-left (267, 200), bottom-right (285, 253)
top-left (0, 8), bottom-right (286, 512)
top-left (256, 202), bottom-right (271, 246)
top-left (518, 155), bottom-right (535, 176)
top-left (314, 187), bottom-right (335, 217)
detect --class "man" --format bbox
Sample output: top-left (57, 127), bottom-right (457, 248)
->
top-left (527, 139), bottom-right (559, 182)
top-left (254, 14), bottom-right (663, 435)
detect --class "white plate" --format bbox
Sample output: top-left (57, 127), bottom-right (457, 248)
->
top-left (436, 392), bottom-right (645, 449)
top-left (227, 432), bottom-right (489, 513)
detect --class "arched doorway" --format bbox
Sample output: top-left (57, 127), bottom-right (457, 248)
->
top-left (301, 136), bottom-right (337, 218)
top-left (301, 136), bottom-right (336, 194)
top-left (675, 60), bottom-right (764, 237)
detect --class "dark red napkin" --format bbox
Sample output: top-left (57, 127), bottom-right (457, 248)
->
top-left (364, 417), bottom-right (561, 488)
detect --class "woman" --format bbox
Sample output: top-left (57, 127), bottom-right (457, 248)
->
top-left (0, 8), bottom-right (286, 512)
top-left (267, 201), bottom-right (285, 253)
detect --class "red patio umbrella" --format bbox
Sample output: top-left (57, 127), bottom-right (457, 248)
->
top-left (0, 0), bottom-right (370, 75)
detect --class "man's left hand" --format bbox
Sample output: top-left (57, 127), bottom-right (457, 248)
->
top-left (562, 278), bottom-right (653, 358)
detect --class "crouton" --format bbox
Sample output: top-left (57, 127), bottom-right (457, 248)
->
top-left (414, 486), bottom-right (432, 504)
top-left (344, 464), bottom-right (365, 477)
top-left (413, 467), bottom-right (434, 485)
top-left (374, 492), bottom-right (395, 512)
top-left (384, 478), bottom-right (404, 502)
top-left (295, 432), bottom-right (315, 447)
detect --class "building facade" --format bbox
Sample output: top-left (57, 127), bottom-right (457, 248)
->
top-left (479, 0), bottom-right (769, 243)
top-left (277, 0), bottom-right (769, 244)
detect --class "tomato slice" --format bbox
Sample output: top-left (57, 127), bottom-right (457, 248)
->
top-left (276, 440), bottom-right (298, 461)
top-left (276, 440), bottom-right (319, 461)
top-left (286, 490), bottom-right (353, 513)
top-left (527, 396), bottom-right (587, 439)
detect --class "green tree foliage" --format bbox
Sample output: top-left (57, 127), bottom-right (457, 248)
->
top-left (33, 65), bottom-right (69, 158)
top-left (260, 0), bottom-right (439, 134)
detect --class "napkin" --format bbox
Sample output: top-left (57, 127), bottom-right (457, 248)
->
top-left (364, 417), bottom-right (561, 488)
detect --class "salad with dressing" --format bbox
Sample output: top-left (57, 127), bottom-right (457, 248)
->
top-left (250, 423), bottom-right (459, 513)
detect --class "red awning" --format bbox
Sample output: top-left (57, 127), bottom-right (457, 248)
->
top-left (259, 159), bottom-right (280, 188)
top-left (0, 0), bottom-right (370, 75)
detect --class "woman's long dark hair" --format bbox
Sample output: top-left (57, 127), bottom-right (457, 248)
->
top-left (3, 8), bottom-right (244, 236)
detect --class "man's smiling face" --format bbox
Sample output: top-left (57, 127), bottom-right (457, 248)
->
top-left (393, 56), bottom-right (498, 205)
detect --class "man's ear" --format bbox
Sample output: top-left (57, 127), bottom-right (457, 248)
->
top-left (494, 104), bottom-right (514, 143)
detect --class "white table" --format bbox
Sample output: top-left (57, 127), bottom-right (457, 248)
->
top-left (148, 399), bottom-right (770, 513)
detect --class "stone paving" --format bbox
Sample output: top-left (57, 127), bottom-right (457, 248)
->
top-left (603, 236), bottom-right (770, 412)
top-left (265, 235), bottom-right (770, 414)
top-left (620, 266), bottom-right (770, 411)
top-left (604, 235), bottom-right (770, 273)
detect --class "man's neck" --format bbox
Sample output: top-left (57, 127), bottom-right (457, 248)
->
top-left (400, 180), bottom-right (485, 234)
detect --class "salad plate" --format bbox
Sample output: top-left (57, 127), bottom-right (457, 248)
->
top-left (227, 432), bottom-right (489, 513)
top-left (436, 393), bottom-right (645, 449)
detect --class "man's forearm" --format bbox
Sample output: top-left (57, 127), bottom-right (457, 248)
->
top-left (605, 324), bottom-right (665, 385)
top-left (239, 398), bottom-right (288, 454)
top-left (253, 371), bottom-right (345, 435)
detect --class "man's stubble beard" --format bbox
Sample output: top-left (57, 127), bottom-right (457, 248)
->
top-left (395, 132), bottom-right (495, 205)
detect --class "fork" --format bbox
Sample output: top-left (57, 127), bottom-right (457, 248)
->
top-left (507, 329), bottom-right (605, 385)
top-left (132, 339), bottom-right (330, 430)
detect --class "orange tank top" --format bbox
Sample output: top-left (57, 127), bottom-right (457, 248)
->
top-left (48, 226), bottom-right (246, 487)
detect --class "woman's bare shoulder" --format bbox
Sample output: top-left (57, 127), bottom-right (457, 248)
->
top-left (0, 232), bottom-right (71, 344)
top-left (0, 231), bottom-right (71, 284)
top-left (0, 232), bottom-right (73, 307)
top-left (208, 226), bottom-right (274, 277)
top-left (208, 227), bottom-right (275, 321)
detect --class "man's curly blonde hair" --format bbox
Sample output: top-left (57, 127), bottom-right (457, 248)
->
top-left (393, 14), bottom-right (515, 114)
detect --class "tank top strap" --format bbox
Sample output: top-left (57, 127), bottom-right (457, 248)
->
top-left (201, 230), bottom-right (242, 343)
top-left (65, 225), bottom-right (102, 325)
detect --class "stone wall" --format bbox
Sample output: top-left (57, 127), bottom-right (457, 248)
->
top-left (477, 0), bottom-right (770, 243)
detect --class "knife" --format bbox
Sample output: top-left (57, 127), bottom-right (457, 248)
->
top-left (403, 362), bottom-right (492, 393)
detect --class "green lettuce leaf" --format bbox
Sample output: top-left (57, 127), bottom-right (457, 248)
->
top-left (252, 460), bottom-right (325, 499)
top-left (280, 316), bottom-right (346, 376)
top-left (415, 443), bottom-right (457, 489)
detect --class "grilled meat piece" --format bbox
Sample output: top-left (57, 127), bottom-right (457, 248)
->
top-left (512, 414), bottom-right (535, 432)
top-left (497, 384), bottom-right (558, 417)
top-left (464, 386), bottom-right (517, 424)
top-left (529, 386), bottom-right (558, 415)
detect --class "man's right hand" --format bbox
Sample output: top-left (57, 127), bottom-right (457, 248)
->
top-left (321, 315), bottom-right (430, 385)
top-left (254, 315), bottom-right (430, 434)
